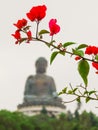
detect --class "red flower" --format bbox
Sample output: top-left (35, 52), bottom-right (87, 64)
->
top-left (26, 31), bottom-right (32, 42)
top-left (85, 46), bottom-right (98, 55)
top-left (13, 18), bottom-right (27, 29)
top-left (12, 30), bottom-right (21, 44)
top-left (92, 62), bottom-right (98, 70)
top-left (85, 46), bottom-right (92, 55)
top-left (12, 30), bottom-right (21, 39)
top-left (92, 46), bottom-right (98, 55)
top-left (75, 56), bottom-right (81, 61)
top-left (49, 19), bottom-right (60, 36)
top-left (95, 71), bottom-right (98, 74)
top-left (26, 5), bottom-right (47, 22)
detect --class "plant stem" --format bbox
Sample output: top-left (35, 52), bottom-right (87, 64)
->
top-left (35, 37), bottom-right (98, 63)
top-left (36, 21), bottom-right (39, 38)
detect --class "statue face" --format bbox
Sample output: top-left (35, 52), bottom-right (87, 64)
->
top-left (35, 57), bottom-right (47, 74)
top-left (36, 62), bottom-right (47, 73)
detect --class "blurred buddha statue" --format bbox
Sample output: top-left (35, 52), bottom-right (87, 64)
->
top-left (23, 57), bottom-right (58, 103)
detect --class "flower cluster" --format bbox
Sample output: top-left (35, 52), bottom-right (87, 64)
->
top-left (84, 45), bottom-right (98, 73)
top-left (12, 18), bottom-right (32, 44)
top-left (12, 5), bottom-right (60, 44)
top-left (85, 45), bottom-right (98, 55)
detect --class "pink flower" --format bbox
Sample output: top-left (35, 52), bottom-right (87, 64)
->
top-left (49, 19), bottom-right (60, 36)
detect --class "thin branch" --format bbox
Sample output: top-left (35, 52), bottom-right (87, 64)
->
top-left (33, 37), bottom-right (98, 63)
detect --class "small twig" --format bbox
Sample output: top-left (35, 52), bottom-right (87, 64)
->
top-left (69, 83), bottom-right (73, 90)
top-left (78, 89), bottom-right (83, 96)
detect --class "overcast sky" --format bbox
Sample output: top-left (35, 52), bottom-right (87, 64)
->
top-left (0, 0), bottom-right (98, 114)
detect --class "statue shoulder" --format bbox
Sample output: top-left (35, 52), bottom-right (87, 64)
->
top-left (26, 75), bottom-right (34, 81)
top-left (46, 75), bottom-right (54, 81)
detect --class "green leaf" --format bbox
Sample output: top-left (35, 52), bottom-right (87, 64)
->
top-left (23, 26), bottom-right (31, 31)
top-left (19, 38), bottom-right (27, 44)
top-left (89, 90), bottom-right (96, 95)
top-left (84, 91), bottom-right (89, 95)
top-left (59, 51), bottom-right (65, 56)
top-left (62, 87), bottom-right (67, 93)
top-left (73, 88), bottom-right (78, 93)
top-left (76, 97), bottom-right (81, 103)
top-left (72, 49), bottom-right (84, 57)
top-left (58, 91), bottom-right (63, 95)
top-left (78, 60), bottom-right (90, 86)
top-left (68, 90), bottom-right (73, 94)
top-left (50, 51), bottom-right (59, 64)
top-left (95, 55), bottom-right (98, 61)
top-left (63, 42), bottom-right (76, 48)
top-left (86, 97), bottom-right (90, 103)
top-left (39, 29), bottom-right (49, 35)
top-left (76, 44), bottom-right (88, 50)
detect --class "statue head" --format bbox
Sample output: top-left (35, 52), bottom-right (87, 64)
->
top-left (35, 57), bottom-right (48, 74)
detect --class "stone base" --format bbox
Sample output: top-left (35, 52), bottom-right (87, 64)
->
top-left (17, 104), bottom-right (66, 116)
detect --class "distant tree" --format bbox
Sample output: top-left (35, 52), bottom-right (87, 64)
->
top-left (74, 102), bottom-right (82, 120)
top-left (0, 125), bottom-right (5, 130)
top-left (0, 110), bottom-right (98, 130)
top-left (0, 110), bottom-right (20, 130)
top-left (78, 111), bottom-right (98, 130)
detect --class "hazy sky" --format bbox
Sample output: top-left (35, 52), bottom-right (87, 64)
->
top-left (0, 0), bottom-right (98, 114)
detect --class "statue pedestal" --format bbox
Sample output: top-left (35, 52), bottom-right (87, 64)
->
top-left (17, 103), bottom-right (66, 116)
